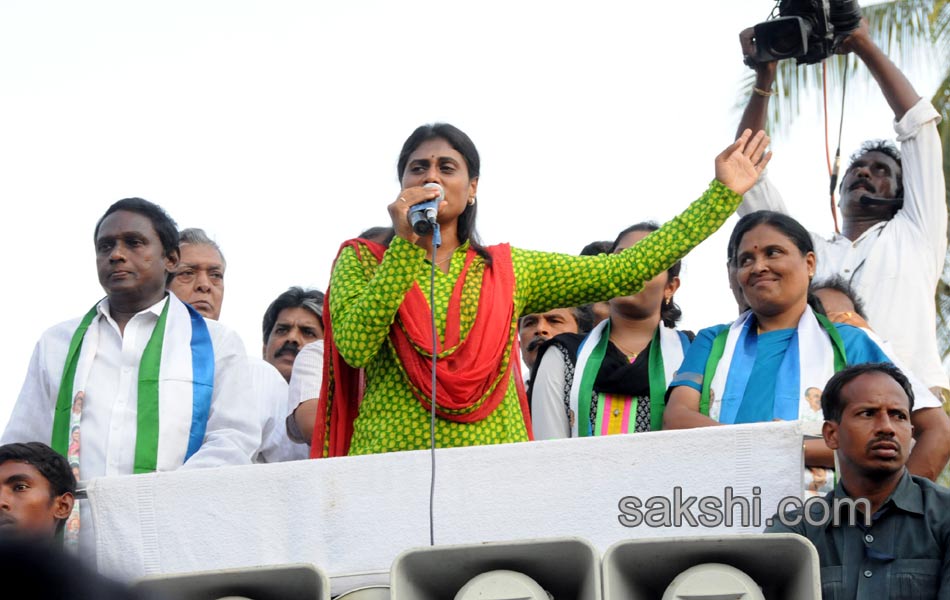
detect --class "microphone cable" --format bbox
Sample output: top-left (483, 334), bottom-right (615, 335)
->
top-left (428, 224), bottom-right (441, 546)
top-left (823, 58), bottom-right (850, 234)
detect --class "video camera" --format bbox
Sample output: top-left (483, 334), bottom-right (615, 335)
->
top-left (751, 0), bottom-right (862, 65)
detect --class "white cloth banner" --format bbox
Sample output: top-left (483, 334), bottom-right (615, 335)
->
top-left (89, 421), bottom-right (803, 595)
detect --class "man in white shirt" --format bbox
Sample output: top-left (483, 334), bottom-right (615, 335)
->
top-left (168, 228), bottom-right (307, 462)
top-left (3, 198), bottom-right (262, 556)
top-left (736, 21), bottom-right (950, 480)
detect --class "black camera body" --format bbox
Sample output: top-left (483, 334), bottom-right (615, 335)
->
top-left (752, 0), bottom-right (862, 65)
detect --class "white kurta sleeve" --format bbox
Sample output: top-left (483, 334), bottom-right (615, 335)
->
top-left (892, 98), bottom-right (947, 271)
top-left (288, 340), bottom-right (324, 413)
top-left (2, 321), bottom-right (77, 446)
top-left (738, 171), bottom-right (791, 217)
top-left (2, 339), bottom-right (56, 445)
top-left (863, 328), bottom-right (943, 411)
top-left (251, 358), bottom-right (309, 463)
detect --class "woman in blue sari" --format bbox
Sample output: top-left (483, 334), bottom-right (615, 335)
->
top-left (663, 211), bottom-right (948, 490)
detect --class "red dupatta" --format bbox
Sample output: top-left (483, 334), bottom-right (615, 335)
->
top-left (311, 238), bottom-right (531, 457)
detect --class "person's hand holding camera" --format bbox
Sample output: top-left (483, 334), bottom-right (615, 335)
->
top-left (834, 17), bottom-right (872, 55)
top-left (739, 28), bottom-right (777, 90)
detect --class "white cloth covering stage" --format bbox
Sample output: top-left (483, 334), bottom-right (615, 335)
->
top-left (89, 421), bottom-right (803, 595)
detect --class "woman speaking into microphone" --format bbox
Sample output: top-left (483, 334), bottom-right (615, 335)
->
top-left (313, 123), bottom-right (771, 457)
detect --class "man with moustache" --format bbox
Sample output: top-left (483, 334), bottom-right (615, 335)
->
top-left (736, 20), bottom-right (949, 413)
top-left (2, 198), bottom-right (259, 554)
top-left (519, 307), bottom-right (594, 414)
top-left (518, 307), bottom-right (592, 373)
top-left (767, 363), bottom-right (950, 598)
top-left (262, 287), bottom-right (325, 382)
top-left (168, 230), bottom-right (307, 462)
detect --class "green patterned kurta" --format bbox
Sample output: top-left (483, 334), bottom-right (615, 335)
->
top-left (330, 180), bottom-right (741, 455)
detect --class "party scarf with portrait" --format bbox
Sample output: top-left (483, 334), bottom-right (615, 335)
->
top-left (570, 319), bottom-right (688, 437)
top-left (51, 297), bottom-right (215, 474)
top-left (700, 307), bottom-right (846, 422)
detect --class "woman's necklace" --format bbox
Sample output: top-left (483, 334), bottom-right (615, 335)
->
top-left (431, 245), bottom-right (459, 266)
top-left (609, 335), bottom-right (643, 359)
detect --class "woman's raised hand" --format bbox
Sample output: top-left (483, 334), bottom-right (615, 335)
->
top-left (715, 129), bottom-right (772, 195)
top-left (388, 185), bottom-right (445, 243)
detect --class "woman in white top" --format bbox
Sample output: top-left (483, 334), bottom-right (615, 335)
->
top-left (531, 222), bottom-right (692, 439)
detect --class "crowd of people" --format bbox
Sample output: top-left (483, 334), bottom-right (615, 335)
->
top-left (2, 17), bottom-right (949, 598)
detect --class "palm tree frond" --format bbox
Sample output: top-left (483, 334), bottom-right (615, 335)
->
top-left (862, 1), bottom-right (936, 69)
top-left (934, 70), bottom-right (950, 120)
top-left (933, 0), bottom-right (950, 65)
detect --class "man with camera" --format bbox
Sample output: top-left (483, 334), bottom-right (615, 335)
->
top-left (737, 17), bottom-right (950, 482)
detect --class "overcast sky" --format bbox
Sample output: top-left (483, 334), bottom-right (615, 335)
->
top-left (1, 1), bottom-right (936, 431)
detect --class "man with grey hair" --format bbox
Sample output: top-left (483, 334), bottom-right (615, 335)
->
top-left (167, 228), bottom-right (226, 320)
top-left (168, 231), bottom-right (308, 462)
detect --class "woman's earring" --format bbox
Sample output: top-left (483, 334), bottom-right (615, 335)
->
top-left (468, 197), bottom-right (476, 206)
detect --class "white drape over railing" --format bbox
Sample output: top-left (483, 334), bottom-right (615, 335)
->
top-left (87, 421), bottom-right (803, 596)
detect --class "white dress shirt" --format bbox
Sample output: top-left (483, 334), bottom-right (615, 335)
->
top-left (3, 293), bottom-right (260, 561)
top-left (741, 99), bottom-right (949, 391)
top-left (2, 293), bottom-right (260, 475)
top-left (250, 357), bottom-right (309, 463)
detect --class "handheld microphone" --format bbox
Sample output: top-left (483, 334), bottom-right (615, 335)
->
top-left (409, 183), bottom-right (444, 236)
top-left (859, 194), bottom-right (904, 209)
